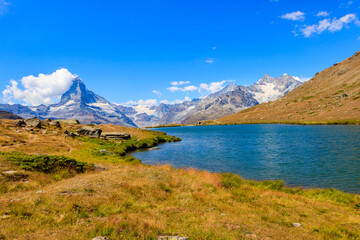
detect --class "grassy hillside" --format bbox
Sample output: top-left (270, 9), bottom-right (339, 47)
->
top-left (218, 51), bottom-right (360, 125)
top-left (0, 120), bottom-right (359, 239)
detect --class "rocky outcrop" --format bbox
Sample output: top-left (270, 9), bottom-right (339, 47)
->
top-left (100, 132), bottom-right (131, 140)
top-left (14, 120), bottom-right (26, 127)
top-left (77, 126), bottom-right (102, 138)
top-left (49, 121), bottom-right (61, 128)
top-left (24, 117), bottom-right (42, 128)
top-left (57, 119), bottom-right (80, 125)
top-left (64, 130), bottom-right (78, 138)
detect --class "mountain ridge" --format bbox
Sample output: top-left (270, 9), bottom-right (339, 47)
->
top-left (218, 51), bottom-right (360, 124)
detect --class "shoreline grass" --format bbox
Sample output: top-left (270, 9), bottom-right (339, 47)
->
top-left (0, 120), bottom-right (359, 239)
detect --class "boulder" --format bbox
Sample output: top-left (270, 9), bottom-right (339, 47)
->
top-left (101, 132), bottom-right (131, 140)
top-left (25, 117), bottom-right (42, 128)
top-left (64, 130), bottom-right (78, 138)
top-left (77, 126), bottom-right (102, 138)
top-left (49, 121), bottom-right (61, 128)
top-left (14, 120), bottom-right (26, 127)
top-left (57, 119), bottom-right (80, 125)
top-left (98, 149), bottom-right (114, 155)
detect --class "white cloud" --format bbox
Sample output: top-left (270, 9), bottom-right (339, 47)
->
top-left (281, 11), bottom-right (305, 21)
top-left (123, 99), bottom-right (158, 106)
top-left (167, 85), bottom-right (198, 92)
top-left (160, 96), bottom-right (191, 105)
top-left (199, 80), bottom-right (227, 93)
top-left (293, 76), bottom-right (311, 82)
top-left (2, 68), bottom-right (77, 106)
top-left (170, 81), bottom-right (190, 86)
top-left (167, 86), bottom-right (181, 92)
top-left (300, 13), bottom-right (360, 37)
top-left (152, 90), bottom-right (162, 96)
top-left (205, 58), bottom-right (214, 63)
top-left (183, 85), bottom-right (198, 91)
top-left (212, 46), bottom-right (217, 50)
top-left (0, 0), bottom-right (9, 15)
top-left (317, 11), bottom-right (330, 17)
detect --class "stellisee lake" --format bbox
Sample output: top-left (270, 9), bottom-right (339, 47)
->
top-left (132, 125), bottom-right (360, 193)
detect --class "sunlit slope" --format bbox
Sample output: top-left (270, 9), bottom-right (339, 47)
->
top-left (218, 51), bottom-right (360, 124)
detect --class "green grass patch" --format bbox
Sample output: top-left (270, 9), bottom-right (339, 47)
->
top-left (0, 152), bottom-right (93, 173)
top-left (221, 173), bottom-right (360, 206)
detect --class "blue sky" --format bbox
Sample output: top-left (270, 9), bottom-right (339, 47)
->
top-left (0, 0), bottom-right (359, 106)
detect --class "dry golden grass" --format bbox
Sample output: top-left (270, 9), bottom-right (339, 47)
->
top-left (218, 51), bottom-right (360, 125)
top-left (0, 120), bottom-right (359, 239)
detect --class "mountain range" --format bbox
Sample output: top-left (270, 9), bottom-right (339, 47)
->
top-left (0, 74), bottom-right (302, 127)
top-left (218, 51), bottom-right (360, 124)
top-left (114, 74), bottom-right (302, 127)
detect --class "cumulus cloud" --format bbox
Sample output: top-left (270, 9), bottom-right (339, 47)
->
top-left (205, 58), bottom-right (214, 63)
top-left (300, 13), bottom-right (360, 37)
top-left (317, 11), bottom-right (330, 17)
top-left (167, 85), bottom-right (198, 92)
top-left (281, 11), bottom-right (305, 21)
top-left (170, 81), bottom-right (190, 86)
top-left (2, 68), bottom-right (77, 106)
top-left (152, 90), bottom-right (162, 96)
top-left (123, 99), bottom-right (158, 106)
top-left (199, 80), bottom-right (228, 93)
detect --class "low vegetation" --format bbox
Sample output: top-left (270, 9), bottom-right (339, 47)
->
top-left (0, 119), bottom-right (359, 239)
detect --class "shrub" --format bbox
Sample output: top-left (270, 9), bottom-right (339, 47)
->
top-left (0, 152), bottom-right (92, 173)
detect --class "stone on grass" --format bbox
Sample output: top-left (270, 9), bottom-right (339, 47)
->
top-left (101, 132), bottom-right (131, 140)
top-left (92, 237), bottom-right (110, 240)
top-left (77, 126), bottom-right (102, 138)
top-left (292, 222), bottom-right (302, 228)
top-left (25, 117), bottom-right (42, 128)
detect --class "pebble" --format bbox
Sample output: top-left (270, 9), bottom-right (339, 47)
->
top-left (157, 236), bottom-right (189, 240)
top-left (292, 222), bottom-right (302, 228)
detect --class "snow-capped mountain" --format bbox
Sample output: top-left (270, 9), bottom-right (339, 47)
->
top-left (242, 74), bottom-right (302, 103)
top-left (0, 78), bottom-right (137, 127)
top-left (115, 74), bottom-right (302, 127)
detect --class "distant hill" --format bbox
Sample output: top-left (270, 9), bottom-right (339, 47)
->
top-left (218, 51), bottom-right (360, 124)
top-left (0, 110), bottom-right (22, 120)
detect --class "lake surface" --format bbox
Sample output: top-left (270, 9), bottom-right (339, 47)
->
top-left (132, 125), bottom-right (360, 193)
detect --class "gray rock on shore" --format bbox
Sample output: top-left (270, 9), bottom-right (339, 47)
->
top-left (77, 126), bottom-right (102, 138)
top-left (101, 132), bottom-right (131, 140)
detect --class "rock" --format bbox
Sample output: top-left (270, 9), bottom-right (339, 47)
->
top-left (292, 223), bottom-right (302, 228)
top-left (93, 164), bottom-right (106, 171)
top-left (98, 149), bottom-right (113, 155)
top-left (36, 191), bottom-right (45, 194)
top-left (77, 126), bottom-right (102, 138)
top-left (92, 237), bottom-right (110, 240)
top-left (25, 117), bottom-right (42, 128)
top-left (100, 132), bottom-right (131, 140)
top-left (57, 119), bottom-right (80, 125)
top-left (157, 237), bottom-right (188, 240)
top-left (64, 130), bottom-right (78, 138)
top-left (149, 147), bottom-right (160, 150)
top-left (341, 93), bottom-right (348, 98)
top-left (14, 120), bottom-right (26, 127)
top-left (2, 171), bottom-right (29, 181)
top-left (244, 233), bottom-right (257, 239)
top-left (49, 121), bottom-right (61, 128)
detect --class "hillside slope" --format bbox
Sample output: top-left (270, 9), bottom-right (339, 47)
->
top-left (0, 111), bottom-right (22, 120)
top-left (218, 51), bottom-right (360, 124)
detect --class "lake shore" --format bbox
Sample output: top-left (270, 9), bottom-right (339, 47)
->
top-left (0, 120), bottom-right (359, 239)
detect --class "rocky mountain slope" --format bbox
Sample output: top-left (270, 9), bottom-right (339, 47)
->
top-left (0, 78), bottom-right (137, 127)
top-left (218, 51), bottom-right (360, 124)
top-left (116, 74), bottom-right (302, 127)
